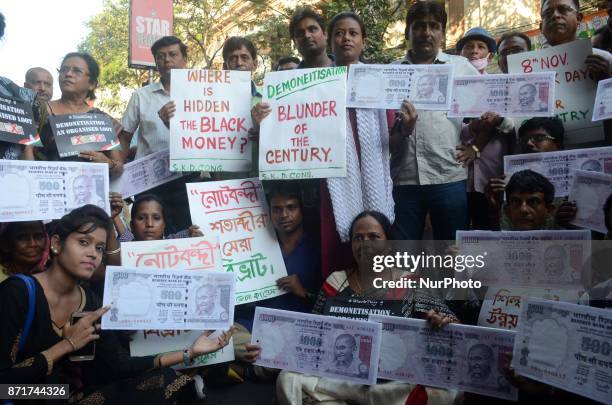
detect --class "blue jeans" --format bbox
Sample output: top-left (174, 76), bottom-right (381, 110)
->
top-left (393, 180), bottom-right (468, 240)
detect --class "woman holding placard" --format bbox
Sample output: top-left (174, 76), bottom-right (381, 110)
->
top-left (36, 52), bottom-right (124, 178)
top-left (276, 210), bottom-right (457, 404)
top-left (114, 193), bottom-right (203, 242)
top-left (319, 12), bottom-right (396, 279)
top-left (0, 204), bottom-right (232, 403)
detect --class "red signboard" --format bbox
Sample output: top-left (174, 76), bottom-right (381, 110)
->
top-left (128, 0), bottom-right (174, 68)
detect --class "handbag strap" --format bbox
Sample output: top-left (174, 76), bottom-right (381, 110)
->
top-left (13, 274), bottom-right (37, 353)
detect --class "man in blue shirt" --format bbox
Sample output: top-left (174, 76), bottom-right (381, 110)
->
top-left (234, 183), bottom-right (321, 331)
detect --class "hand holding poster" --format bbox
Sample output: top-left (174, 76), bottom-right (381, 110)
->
top-left (187, 178), bottom-right (288, 304)
top-left (49, 113), bottom-right (120, 158)
top-left (170, 69), bottom-right (253, 172)
top-left (121, 238), bottom-right (233, 368)
top-left (346, 64), bottom-right (453, 110)
top-left (259, 67), bottom-right (347, 180)
top-left (0, 160), bottom-right (110, 222)
top-left (102, 266), bottom-right (235, 330)
top-left (592, 77), bottom-right (612, 121)
top-left (131, 329), bottom-right (234, 369)
top-left (504, 146), bottom-right (612, 197)
top-left (110, 149), bottom-right (181, 197)
top-left (508, 39), bottom-right (603, 146)
top-left (0, 95), bottom-right (40, 146)
top-left (568, 169), bottom-right (612, 233)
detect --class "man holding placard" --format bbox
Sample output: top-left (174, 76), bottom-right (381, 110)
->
top-left (0, 12), bottom-right (39, 160)
top-left (508, 0), bottom-right (612, 146)
top-left (120, 36), bottom-right (197, 232)
top-left (215, 36), bottom-right (263, 180)
top-left (390, 1), bottom-right (478, 241)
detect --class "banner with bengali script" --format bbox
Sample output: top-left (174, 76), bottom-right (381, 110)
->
top-left (187, 178), bottom-right (288, 304)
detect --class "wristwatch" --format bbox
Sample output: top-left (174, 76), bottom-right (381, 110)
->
top-left (471, 144), bottom-right (481, 158)
top-left (183, 348), bottom-right (194, 366)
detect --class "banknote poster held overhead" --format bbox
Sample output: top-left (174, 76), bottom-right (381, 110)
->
top-left (259, 67), bottom-right (347, 180)
top-left (170, 69), bottom-right (253, 172)
top-left (129, 0), bottom-right (173, 68)
top-left (346, 64), bottom-right (453, 110)
top-left (508, 39), bottom-right (603, 146)
top-left (449, 72), bottom-right (556, 118)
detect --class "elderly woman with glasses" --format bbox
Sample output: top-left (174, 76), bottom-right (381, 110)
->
top-left (37, 52), bottom-right (123, 178)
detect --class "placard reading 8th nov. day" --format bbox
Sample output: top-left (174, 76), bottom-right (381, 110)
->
top-left (259, 67), bottom-right (347, 180)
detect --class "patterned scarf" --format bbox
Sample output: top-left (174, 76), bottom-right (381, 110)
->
top-left (327, 108), bottom-right (395, 242)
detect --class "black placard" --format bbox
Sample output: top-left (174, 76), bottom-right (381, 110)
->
top-left (0, 95), bottom-right (39, 146)
top-left (49, 113), bottom-right (119, 158)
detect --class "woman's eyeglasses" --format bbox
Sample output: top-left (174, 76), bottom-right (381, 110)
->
top-left (57, 66), bottom-right (89, 77)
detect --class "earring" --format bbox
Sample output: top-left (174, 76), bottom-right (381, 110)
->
top-left (52, 248), bottom-right (58, 254)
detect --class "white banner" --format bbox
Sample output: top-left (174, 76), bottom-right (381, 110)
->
top-left (508, 39), bottom-right (603, 145)
top-left (170, 69), bottom-right (253, 172)
top-left (259, 67), bottom-right (347, 180)
top-left (187, 178), bottom-right (287, 304)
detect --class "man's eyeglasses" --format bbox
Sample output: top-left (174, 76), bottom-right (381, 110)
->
top-left (541, 5), bottom-right (577, 21)
top-left (522, 134), bottom-right (556, 143)
top-left (57, 66), bottom-right (89, 77)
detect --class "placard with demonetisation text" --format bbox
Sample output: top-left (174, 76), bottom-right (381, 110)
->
top-left (49, 113), bottom-right (120, 158)
top-left (0, 95), bottom-right (40, 146)
top-left (259, 67), bottom-right (347, 180)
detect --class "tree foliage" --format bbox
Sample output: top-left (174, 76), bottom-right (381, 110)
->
top-left (321, 0), bottom-right (409, 63)
top-left (78, 0), bottom-right (140, 113)
top-left (78, 0), bottom-right (244, 113)
top-left (79, 0), bottom-right (412, 112)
